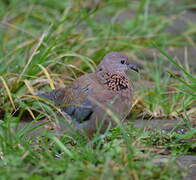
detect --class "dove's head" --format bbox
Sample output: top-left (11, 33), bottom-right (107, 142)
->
top-left (97, 52), bottom-right (139, 74)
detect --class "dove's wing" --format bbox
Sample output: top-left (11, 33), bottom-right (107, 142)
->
top-left (36, 74), bottom-right (95, 123)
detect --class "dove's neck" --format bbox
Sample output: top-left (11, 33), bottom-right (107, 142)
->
top-left (96, 70), bottom-right (129, 91)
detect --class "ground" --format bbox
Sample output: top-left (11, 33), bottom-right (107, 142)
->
top-left (0, 0), bottom-right (195, 179)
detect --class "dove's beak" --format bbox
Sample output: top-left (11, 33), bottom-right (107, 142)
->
top-left (128, 64), bottom-right (139, 72)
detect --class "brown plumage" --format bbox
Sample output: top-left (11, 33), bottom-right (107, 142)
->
top-left (36, 52), bottom-right (139, 137)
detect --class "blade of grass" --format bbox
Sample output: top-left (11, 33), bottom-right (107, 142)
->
top-left (38, 64), bottom-right (55, 90)
top-left (51, 135), bottom-right (73, 158)
top-left (0, 76), bottom-right (16, 110)
top-left (155, 45), bottom-right (194, 80)
top-left (18, 31), bottom-right (47, 82)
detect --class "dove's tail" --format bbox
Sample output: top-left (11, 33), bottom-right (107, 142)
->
top-left (34, 91), bottom-right (55, 101)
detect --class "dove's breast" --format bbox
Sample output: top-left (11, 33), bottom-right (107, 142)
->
top-left (86, 73), bottom-right (132, 119)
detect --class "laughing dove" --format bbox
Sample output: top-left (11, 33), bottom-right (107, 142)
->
top-left (36, 52), bottom-right (139, 137)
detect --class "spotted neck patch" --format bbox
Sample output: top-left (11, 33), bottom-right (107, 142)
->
top-left (101, 72), bottom-right (129, 91)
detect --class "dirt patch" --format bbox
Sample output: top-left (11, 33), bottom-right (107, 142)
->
top-left (153, 155), bottom-right (196, 180)
top-left (132, 118), bottom-right (191, 133)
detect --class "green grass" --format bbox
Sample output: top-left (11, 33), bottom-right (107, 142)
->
top-left (0, 0), bottom-right (195, 179)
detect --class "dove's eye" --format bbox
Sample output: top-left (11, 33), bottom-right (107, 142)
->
top-left (121, 60), bottom-right (125, 64)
